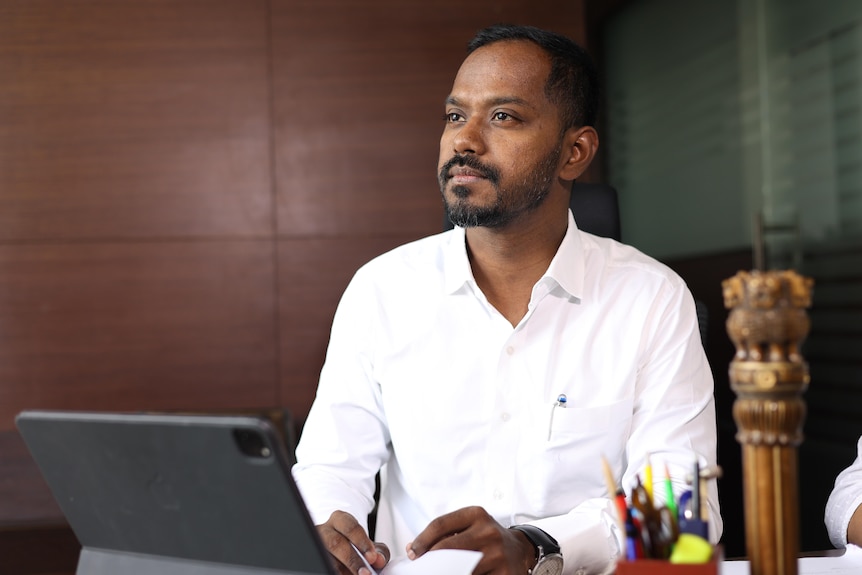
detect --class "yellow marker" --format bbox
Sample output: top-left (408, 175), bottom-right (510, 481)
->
top-left (643, 453), bottom-right (654, 504)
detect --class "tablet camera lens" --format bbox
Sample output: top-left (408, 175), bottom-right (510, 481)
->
top-left (232, 428), bottom-right (272, 459)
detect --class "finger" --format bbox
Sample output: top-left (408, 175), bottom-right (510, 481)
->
top-left (408, 506), bottom-right (483, 558)
top-left (318, 512), bottom-right (380, 574)
top-left (427, 531), bottom-right (473, 552)
top-left (329, 511), bottom-right (382, 565)
top-left (371, 542), bottom-right (390, 570)
top-left (318, 525), bottom-right (370, 574)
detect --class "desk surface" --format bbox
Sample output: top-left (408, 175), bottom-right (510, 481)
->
top-left (722, 545), bottom-right (861, 574)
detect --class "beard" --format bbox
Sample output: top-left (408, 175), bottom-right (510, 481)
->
top-left (439, 143), bottom-right (563, 229)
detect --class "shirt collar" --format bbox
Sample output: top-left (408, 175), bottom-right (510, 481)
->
top-left (443, 225), bottom-right (474, 294)
top-left (441, 210), bottom-right (585, 299)
top-left (543, 209), bottom-right (585, 301)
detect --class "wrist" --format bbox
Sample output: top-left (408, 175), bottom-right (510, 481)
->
top-left (509, 524), bottom-right (563, 575)
top-left (511, 528), bottom-right (539, 572)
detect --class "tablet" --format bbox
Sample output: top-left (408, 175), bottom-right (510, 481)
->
top-left (15, 410), bottom-right (335, 575)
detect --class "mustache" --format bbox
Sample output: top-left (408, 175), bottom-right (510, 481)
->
top-left (438, 154), bottom-right (500, 185)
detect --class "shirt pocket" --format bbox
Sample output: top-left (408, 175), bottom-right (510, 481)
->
top-left (545, 397), bottom-right (634, 445)
top-left (521, 397), bottom-right (634, 515)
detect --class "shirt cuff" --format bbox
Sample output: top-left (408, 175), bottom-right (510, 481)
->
top-left (529, 498), bottom-right (621, 575)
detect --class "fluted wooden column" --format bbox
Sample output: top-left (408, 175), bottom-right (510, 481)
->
top-left (722, 270), bottom-right (813, 575)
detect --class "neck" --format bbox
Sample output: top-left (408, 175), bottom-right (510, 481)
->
top-left (465, 202), bottom-right (569, 326)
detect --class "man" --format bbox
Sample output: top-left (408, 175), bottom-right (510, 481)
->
top-left (825, 436), bottom-right (862, 548)
top-left (292, 24), bottom-right (721, 575)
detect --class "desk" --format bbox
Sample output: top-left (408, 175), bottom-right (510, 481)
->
top-left (722, 545), bottom-right (862, 574)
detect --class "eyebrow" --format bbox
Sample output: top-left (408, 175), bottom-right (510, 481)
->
top-left (445, 95), bottom-right (537, 110)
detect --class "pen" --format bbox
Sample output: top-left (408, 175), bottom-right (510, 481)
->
top-left (547, 393), bottom-right (567, 440)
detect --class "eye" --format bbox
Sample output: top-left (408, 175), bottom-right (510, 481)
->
top-left (493, 111), bottom-right (511, 121)
top-left (444, 112), bottom-right (464, 123)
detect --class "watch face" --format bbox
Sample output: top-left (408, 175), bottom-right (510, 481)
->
top-left (533, 553), bottom-right (564, 575)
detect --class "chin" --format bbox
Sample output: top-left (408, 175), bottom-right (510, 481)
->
top-left (446, 183), bottom-right (473, 200)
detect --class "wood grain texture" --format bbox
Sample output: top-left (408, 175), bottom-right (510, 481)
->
top-left (0, 429), bottom-right (64, 526)
top-left (0, 241), bottom-right (280, 430)
top-left (0, 0), bottom-right (273, 240)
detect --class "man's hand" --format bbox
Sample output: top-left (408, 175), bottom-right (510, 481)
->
top-left (317, 510), bottom-right (390, 575)
top-left (406, 506), bottom-right (536, 575)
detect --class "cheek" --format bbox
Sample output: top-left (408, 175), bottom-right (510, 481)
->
top-left (501, 143), bottom-right (533, 173)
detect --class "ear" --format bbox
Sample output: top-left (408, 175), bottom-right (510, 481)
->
top-left (559, 126), bottom-right (599, 181)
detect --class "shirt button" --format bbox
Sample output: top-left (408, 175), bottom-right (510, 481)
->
top-left (500, 412), bottom-right (510, 422)
top-left (506, 346), bottom-right (515, 355)
top-left (493, 489), bottom-right (504, 500)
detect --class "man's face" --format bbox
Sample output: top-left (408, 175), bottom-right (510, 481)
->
top-left (438, 40), bottom-right (565, 228)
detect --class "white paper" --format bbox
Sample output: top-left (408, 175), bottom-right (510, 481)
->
top-left (351, 543), bottom-right (482, 575)
top-left (382, 549), bottom-right (483, 575)
top-left (721, 544), bottom-right (862, 575)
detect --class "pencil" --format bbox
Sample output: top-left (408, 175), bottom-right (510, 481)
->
top-left (602, 455), bottom-right (628, 552)
top-left (601, 455), bottom-right (628, 535)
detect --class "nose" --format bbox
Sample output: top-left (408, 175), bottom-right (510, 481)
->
top-left (451, 117), bottom-right (485, 155)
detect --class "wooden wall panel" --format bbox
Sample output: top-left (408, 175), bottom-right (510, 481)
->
top-left (0, 429), bottom-right (64, 524)
top-left (0, 242), bottom-right (279, 430)
top-left (0, 0), bottom-right (272, 240)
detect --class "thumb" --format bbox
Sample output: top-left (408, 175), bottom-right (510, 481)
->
top-left (371, 542), bottom-right (390, 569)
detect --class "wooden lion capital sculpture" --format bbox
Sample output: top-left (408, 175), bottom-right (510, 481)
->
top-left (723, 269), bottom-right (814, 575)
top-left (722, 270), bottom-right (814, 364)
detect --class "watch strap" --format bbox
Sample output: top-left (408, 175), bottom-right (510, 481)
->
top-left (509, 524), bottom-right (561, 559)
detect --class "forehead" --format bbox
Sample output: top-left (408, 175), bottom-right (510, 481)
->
top-left (450, 40), bottom-right (552, 106)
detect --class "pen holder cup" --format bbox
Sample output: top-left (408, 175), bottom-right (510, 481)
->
top-left (615, 546), bottom-right (722, 575)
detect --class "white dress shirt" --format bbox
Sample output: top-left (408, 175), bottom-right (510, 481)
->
top-left (292, 211), bottom-right (722, 575)
top-left (825, 436), bottom-right (862, 547)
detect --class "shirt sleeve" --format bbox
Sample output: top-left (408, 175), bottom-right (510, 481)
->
top-left (531, 279), bottom-right (721, 574)
top-left (530, 498), bottom-right (622, 575)
top-left (825, 436), bottom-right (862, 547)
top-left (291, 267), bottom-right (391, 530)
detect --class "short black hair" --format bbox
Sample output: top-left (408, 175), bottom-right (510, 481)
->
top-left (467, 24), bottom-right (599, 130)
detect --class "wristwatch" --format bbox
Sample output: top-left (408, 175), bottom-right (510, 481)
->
top-left (509, 524), bottom-right (564, 575)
